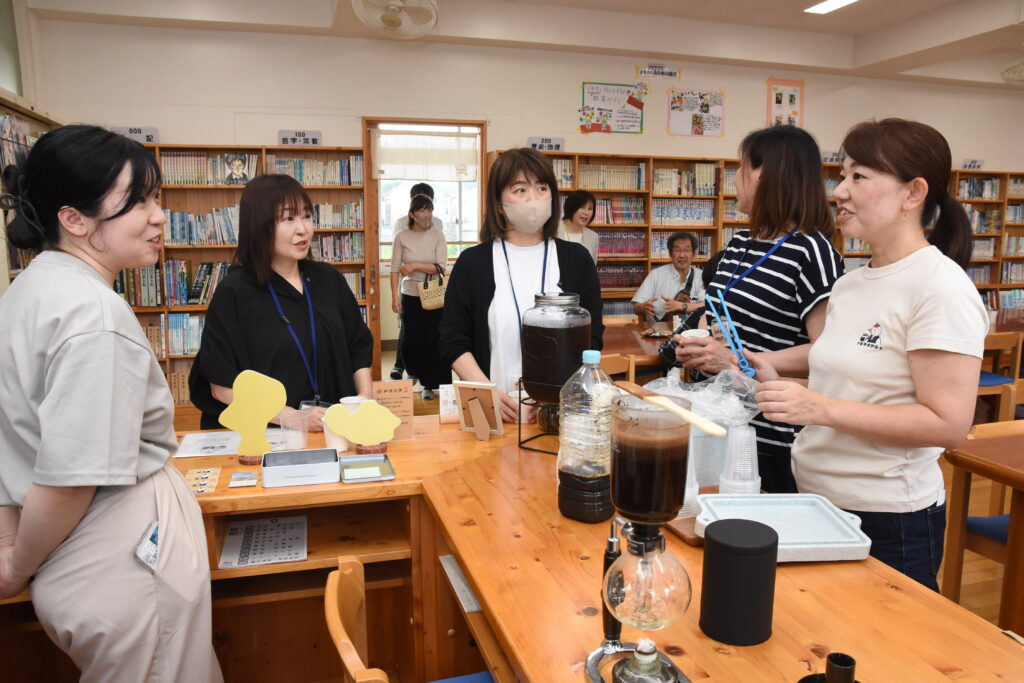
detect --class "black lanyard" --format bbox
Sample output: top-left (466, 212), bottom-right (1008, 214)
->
top-left (267, 278), bottom-right (319, 402)
top-left (500, 238), bottom-right (549, 347)
top-left (720, 227), bottom-right (798, 297)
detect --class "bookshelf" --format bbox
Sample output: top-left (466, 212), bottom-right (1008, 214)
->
top-left (488, 152), bottom-right (1024, 317)
top-left (130, 144), bottom-right (369, 430)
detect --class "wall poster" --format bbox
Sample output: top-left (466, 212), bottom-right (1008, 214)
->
top-left (667, 88), bottom-right (725, 137)
top-left (766, 78), bottom-right (804, 127)
top-left (579, 82), bottom-right (646, 134)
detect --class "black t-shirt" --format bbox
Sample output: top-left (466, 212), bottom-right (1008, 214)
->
top-left (189, 261), bottom-right (373, 429)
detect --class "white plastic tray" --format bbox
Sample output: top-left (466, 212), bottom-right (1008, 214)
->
top-left (694, 493), bottom-right (871, 563)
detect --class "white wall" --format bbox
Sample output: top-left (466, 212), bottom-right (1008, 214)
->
top-left (34, 20), bottom-right (1024, 166)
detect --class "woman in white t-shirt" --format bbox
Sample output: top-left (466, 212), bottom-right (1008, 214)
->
top-left (754, 118), bottom-right (986, 590)
top-left (558, 189), bottom-right (600, 262)
top-left (0, 126), bottom-right (221, 680)
top-left (391, 193), bottom-right (450, 399)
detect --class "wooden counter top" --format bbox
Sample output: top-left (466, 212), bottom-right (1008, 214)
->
top-left (423, 441), bottom-right (1024, 682)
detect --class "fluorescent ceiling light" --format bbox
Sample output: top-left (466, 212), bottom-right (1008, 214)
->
top-left (804, 0), bottom-right (859, 14)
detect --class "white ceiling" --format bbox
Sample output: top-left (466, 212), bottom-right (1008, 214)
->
top-left (24, 0), bottom-right (1024, 89)
top-left (508, 0), bottom-right (965, 36)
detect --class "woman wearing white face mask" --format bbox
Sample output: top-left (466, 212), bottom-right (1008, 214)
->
top-left (440, 148), bottom-right (604, 423)
top-left (390, 193), bottom-right (450, 399)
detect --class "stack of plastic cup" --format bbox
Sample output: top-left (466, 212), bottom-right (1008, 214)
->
top-left (677, 425), bottom-right (703, 518)
top-left (718, 424), bottom-right (760, 494)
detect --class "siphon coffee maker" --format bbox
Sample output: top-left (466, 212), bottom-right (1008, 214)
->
top-left (586, 394), bottom-right (695, 683)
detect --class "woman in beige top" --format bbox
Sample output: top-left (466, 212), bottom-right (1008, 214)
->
top-left (391, 194), bottom-right (450, 399)
top-left (557, 189), bottom-right (600, 263)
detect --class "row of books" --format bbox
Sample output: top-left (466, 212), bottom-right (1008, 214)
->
top-left (823, 178), bottom-right (839, 196)
top-left (266, 154), bottom-right (364, 186)
top-left (579, 163), bottom-right (646, 191)
top-left (168, 366), bottom-right (191, 405)
top-left (722, 199), bottom-right (749, 222)
top-left (0, 114), bottom-right (33, 177)
top-left (603, 301), bottom-right (634, 316)
top-left (164, 206), bottom-right (239, 245)
top-left (722, 168), bottom-right (737, 194)
top-left (141, 318), bottom-right (165, 359)
top-left (652, 164), bottom-right (717, 196)
top-left (1004, 235), bottom-right (1024, 257)
top-left (844, 257), bottom-right (869, 272)
top-left (552, 159), bottom-right (573, 189)
top-left (967, 206), bottom-right (1001, 233)
top-left (967, 265), bottom-right (991, 285)
top-left (597, 264), bottom-right (645, 291)
top-left (309, 233), bottom-right (365, 263)
top-left (594, 197), bottom-right (645, 224)
top-left (1001, 262), bottom-right (1024, 284)
top-left (597, 231), bottom-right (646, 257)
top-left (161, 152), bottom-right (259, 186)
top-left (981, 289), bottom-right (998, 310)
top-left (115, 265), bottom-right (162, 307)
top-left (314, 201), bottom-right (364, 230)
top-left (1000, 289), bottom-right (1024, 309)
top-left (1007, 204), bottom-right (1024, 223)
top-left (958, 177), bottom-right (1001, 200)
top-left (167, 313), bottom-right (205, 356)
top-left (164, 261), bottom-right (230, 306)
top-left (651, 232), bottom-right (712, 259)
top-left (1009, 179), bottom-right (1024, 199)
top-left (342, 271), bottom-right (366, 299)
top-left (972, 238), bottom-right (996, 261)
top-left (651, 198), bottom-right (716, 226)
top-left (842, 238), bottom-right (871, 254)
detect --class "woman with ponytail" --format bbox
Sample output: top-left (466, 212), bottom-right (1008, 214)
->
top-left (0, 126), bottom-right (222, 680)
top-left (753, 118), bottom-right (986, 590)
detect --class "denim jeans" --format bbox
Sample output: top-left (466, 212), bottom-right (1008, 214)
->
top-left (844, 502), bottom-right (946, 591)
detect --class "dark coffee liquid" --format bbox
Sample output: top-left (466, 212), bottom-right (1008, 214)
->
top-left (558, 470), bottom-right (614, 524)
top-left (521, 323), bottom-right (591, 405)
top-left (611, 431), bottom-right (689, 524)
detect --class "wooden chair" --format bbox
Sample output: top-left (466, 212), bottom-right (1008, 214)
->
top-left (325, 557), bottom-right (495, 683)
top-left (978, 332), bottom-right (1022, 423)
top-left (600, 352), bottom-right (635, 383)
top-left (940, 421), bottom-right (1020, 604)
top-left (324, 556), bottom-right (389, 683)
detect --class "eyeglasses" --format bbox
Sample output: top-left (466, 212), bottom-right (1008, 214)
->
top-left (670, 248), bottom-right (693, 255)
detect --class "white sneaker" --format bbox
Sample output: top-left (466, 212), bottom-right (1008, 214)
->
top-left (422, 388), bottom-right (437, 400)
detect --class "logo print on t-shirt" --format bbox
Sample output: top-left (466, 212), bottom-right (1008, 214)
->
top-left (858, 322), bottom-right (883, 350)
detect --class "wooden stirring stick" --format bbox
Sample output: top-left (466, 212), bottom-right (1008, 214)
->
top-left (614, 381), bottom-right (727, 437)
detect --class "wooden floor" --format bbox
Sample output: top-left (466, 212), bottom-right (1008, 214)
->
top-left (937, 458), bottom-right (1004, 625)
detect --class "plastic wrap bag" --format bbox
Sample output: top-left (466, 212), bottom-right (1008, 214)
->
top-left (646, 369), bottom-right (760, 492)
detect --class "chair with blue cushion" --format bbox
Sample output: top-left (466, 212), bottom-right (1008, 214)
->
top-left (324, 556), bottom-right (494, 683)
top-left (977, 332), bottom-right (1021, 423)
top-left (941, 421), bottom-right (1017, 604)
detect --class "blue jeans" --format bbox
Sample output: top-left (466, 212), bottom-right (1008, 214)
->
top-left (844, 502), bottom-right (946, 591)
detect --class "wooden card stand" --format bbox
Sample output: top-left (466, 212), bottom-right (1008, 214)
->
top-left (466, 398), bottom-right (492, 442)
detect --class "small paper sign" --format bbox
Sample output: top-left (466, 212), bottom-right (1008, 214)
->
top-left (527, 136), bottom-right (565, 152)
top-left (111, 127), bottom-right (160, 144)
top-left (821, 150), bottom-right (842, 164)
top-left (371, 379), bottom-right (414, 441)
top-left (961, 159), bottom-right (985, 170)
top-left (637, 63), bottom-right (680, 80)
top-left (277, 129), bottom-right (322, 146)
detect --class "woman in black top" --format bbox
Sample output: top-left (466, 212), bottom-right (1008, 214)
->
top-left (439, 148), bottom-right (603, 422)
top-left (190, 174), bottom-right (373, 429)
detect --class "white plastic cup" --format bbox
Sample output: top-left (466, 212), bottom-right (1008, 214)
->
top-left (718, 424), bottom-right (760, 494)
top-left (340, 396), bottom-right (370, 413)
top-left (277, 414), bottom-right (308, 451)
top-left (508, 389), bottom-right (530, 423)
top-left (680, 328), bottom-right (710, 340)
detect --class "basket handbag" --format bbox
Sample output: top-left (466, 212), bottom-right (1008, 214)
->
top-left (417, 263), bottom-right (447, 310)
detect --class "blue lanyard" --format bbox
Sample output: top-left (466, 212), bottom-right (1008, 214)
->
top-left (267, 278), bottom-right (319, 402)
top-left (710, 227), bottom-right (798, 378)
top-left (500, 238), bottom-right (549, 347)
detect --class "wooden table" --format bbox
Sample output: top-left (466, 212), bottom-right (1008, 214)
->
top-left (425, 438), bottom-right (1024, 682)
top-left (601, 321), bottom-right (673, 367)
top-left (944, 434), bottom-right (1024, 634)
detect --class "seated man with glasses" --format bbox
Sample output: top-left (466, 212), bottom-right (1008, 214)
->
top-left (632, 230), bottom-right (704, 322)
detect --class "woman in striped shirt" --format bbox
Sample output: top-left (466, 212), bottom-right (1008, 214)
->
top-left (676, 125), bottom-right (843, 493)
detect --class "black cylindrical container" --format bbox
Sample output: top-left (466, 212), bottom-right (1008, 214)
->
top-left (699, 518), bottom-right (778, 646)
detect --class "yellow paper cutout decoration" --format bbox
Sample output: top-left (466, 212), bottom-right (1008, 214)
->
top-left (323, 400), bottom-right (401, 447)
top-left (219, 370), bottom-right (287, 458)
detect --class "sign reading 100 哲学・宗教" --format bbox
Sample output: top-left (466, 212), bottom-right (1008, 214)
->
top-left (278, 130), bottom-right (323, 146)
top-left (111, 127), bottom-right (159, 144)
